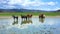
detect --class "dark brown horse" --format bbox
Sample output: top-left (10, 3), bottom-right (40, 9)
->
top-left (12, 15), bottom-right (18, 21)
top-left (39, 14), bottom-right (45, 18)
top-left (27, 14), bottom-right (32, 18)
top-left (21, 15), bottom-right (27, 20)
top-left (27, 14), bottom-right (32, 19)
top-left (21, 14), bottom-right (32, 20)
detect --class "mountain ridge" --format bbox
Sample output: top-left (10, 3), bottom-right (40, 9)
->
top-left (0, 9), bottom-right (60, 12)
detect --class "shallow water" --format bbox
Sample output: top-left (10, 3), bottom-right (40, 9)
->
top-left (0, 17), bottom-right (60, 34)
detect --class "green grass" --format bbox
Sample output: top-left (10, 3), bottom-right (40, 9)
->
top-left (0, 12), bottom-right (60, 16)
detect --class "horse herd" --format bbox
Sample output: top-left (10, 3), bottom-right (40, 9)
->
top-left (12, 14), bottom-right (45, 25)
top-left (12, 14), bottom-right (45, 20)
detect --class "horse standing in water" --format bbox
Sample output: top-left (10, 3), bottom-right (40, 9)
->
top-left (39, 14), bottom-right (45, 18)
top-left (27, 14), bottom-right (32, 19)
top-left (21, 14), bottom-right (32, 20)
top-left (12, 15), bottom-right (18, 21)
top-left (39, 14), bottom-right (45, 23)
top-left (21, 15), bottom-right (27, 20)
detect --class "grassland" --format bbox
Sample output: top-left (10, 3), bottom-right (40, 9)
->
top-left (0, 12), bottom-right (60, 16)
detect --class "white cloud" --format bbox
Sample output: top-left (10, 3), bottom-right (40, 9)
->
top-left (47, 2), bottom-right (57, 6)
top-left (0, 0), bottom-right (58, 10)
top-left (8, 0), bottom-right (23, 5)
top-left (39, 7), bottom-right (60, 11)
top-left (7, 0), bottom-right (57, 6)
top-left (53, 7), bottom-right (60, 10)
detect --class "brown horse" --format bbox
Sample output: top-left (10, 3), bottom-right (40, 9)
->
top-left (39, 14), bottom-right (45, 18)
top-left (21, 14), bottom-right (32, 20)
top-left (27, 14), bottom-right (32, 19)
top-left (21, 15), bottom-right (27, 20)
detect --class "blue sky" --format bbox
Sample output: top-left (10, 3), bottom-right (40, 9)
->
top-left (0, 0), bottom-right (60, 11)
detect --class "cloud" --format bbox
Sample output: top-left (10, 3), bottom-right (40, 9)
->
top-left (40, 7), bottom-right (60, 11)
top-left (8, 0), bottom-right (23, 5)
top-left (53, 7), bottom-right (60, 10)
top-left (47, 2), bottom-right (57, 6)
top-left (5, 0), bottom-right (57, 6)
top-left (0, 0), bottom-right (58, 10)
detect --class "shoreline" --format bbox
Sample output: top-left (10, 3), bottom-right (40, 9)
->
top-left (0, 16), bottom-right (60, 18)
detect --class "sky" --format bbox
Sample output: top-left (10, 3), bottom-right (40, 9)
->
top-left (0, 0), bottom-right (60, 11)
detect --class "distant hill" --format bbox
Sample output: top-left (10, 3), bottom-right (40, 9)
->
top-left (0, 9), bottom-right (60, 12)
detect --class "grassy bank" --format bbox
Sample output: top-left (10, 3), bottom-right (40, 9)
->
top-left (0, 12), bottom-right (60, 16)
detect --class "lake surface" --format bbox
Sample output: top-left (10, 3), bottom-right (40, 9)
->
top-left (0, 17), bottom-right (60, 34)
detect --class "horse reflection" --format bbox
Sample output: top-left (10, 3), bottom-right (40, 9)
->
top-left (12, 20), bottom-right (18, 25)
top-left (12, 15), bottom-right (18, 25)
top-left (39, 14), bottom-right (45, 23)
top-left (39, 18), bottom-right (45, 23)
top-left (21, 19), bottom-right (32, 25)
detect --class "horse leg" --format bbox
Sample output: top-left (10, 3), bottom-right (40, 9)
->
top-left (17, 17), bottom-right (18, 21)
top-left (26, 17), bottom-right (27, 20)
top-left (14, 17), bottom-right (15, 21)
top-left (39, 16), bottom-right (40, 19)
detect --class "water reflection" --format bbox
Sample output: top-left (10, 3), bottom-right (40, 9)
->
top-left (39, 18), bottom-right (45, 23)
top-left (21, 19), bottom-right (32, 25)
top-left (12, 16), bottom-right (18, 25)
top-left (12, 20), bottom-right (18, 25)
top-left (0, 17), bottom-right (60, 34)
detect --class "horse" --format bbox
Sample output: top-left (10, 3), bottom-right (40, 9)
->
top-left (27, 14), bottom-right (32, 19)
top-left (39, 14), bottom-right (45, 18)
top-left (21, 15), bottom-right (27, 20)
top-left (21, 14), bottom-right (32, 20)
top-left (12, 15), bottom-right (18, 21)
